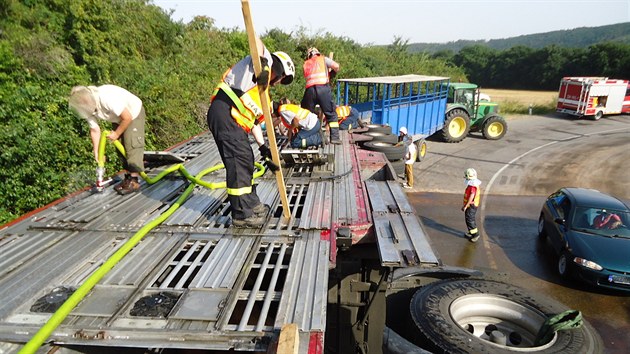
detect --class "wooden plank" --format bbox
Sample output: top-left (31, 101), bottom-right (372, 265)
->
top-left (241, 0), bottom-right (291, 220)
top-left (277, 323), bottom-right (299, 354)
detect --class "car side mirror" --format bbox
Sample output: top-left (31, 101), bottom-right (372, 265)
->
top-left (554, 218), bottom-right (565, 225)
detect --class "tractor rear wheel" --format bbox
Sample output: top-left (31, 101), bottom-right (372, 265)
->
top-left (442, 109), bottom-right (470, 143)
top-left (415, 139), bottom-right (427, 162)
top-left (482, 116), bottom-right (507, 140)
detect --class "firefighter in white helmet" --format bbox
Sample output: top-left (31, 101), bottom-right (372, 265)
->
top-left (461, 168), bottom-right (482, 242)
top-left (207, 37), bottom-right (295, 228)
top-left (301, 47), bottom-right (341, 144)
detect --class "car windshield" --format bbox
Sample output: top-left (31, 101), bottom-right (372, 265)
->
top-left (571, 207), bottom-right (630, 237)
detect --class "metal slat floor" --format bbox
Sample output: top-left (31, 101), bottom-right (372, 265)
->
top-left (0, 129), bottom-right (440, 352)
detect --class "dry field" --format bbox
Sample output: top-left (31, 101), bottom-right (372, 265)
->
top-left (481, 88), bottom-right (557, 106)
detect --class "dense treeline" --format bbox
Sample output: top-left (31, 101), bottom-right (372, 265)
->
top-left (409, 22), bottom-right (630, 53)
top-left (0, 0), bottom-right (466, 224)
top-left (443, 43), bottom-right (630, 90)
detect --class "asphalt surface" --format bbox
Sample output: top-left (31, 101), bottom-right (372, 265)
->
top-left (405, 113), bottom-right (630, 354)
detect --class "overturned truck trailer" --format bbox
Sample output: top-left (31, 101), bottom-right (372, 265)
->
top-left (0, 129), bottom-right (601, 353)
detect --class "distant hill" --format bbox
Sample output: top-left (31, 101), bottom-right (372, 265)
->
top-left (408, 22), bottom-right (630, 53)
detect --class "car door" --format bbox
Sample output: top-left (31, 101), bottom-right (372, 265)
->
top-left (546, 192), bottom-right (571, 253)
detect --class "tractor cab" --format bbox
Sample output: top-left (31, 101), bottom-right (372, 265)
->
top-left (447, 82), bottom-right (507, 140)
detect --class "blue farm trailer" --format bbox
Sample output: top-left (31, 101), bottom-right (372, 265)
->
top-left (336, 75), bottom-right (507, 161)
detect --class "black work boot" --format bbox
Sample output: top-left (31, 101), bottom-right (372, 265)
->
top-left (330, 128), bottom-right (341, 145)
top-left (232, 215), bottom-right (266, 228)
top-left (253, 203), bottom-right (271, 217)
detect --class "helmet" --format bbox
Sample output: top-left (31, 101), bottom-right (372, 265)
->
top-left (399, 127), bottom-right (407, 135)
top-left (307, 47), bottom-right (320, 58)
top-left (272, 51), bottom-right (295, 85)
top-left (464, 168), bottom-right (477, 180)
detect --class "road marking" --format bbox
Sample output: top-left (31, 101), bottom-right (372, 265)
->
top-left (478, 127), bottom-right (629, 269)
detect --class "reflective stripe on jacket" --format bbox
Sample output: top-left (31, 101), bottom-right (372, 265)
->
top-left (279, 104), bottom-right (311, 130)
top-left (303, 56), bottom-right (329, 88)
top-left (211, 82), bottom-right (268, 133)
top-left (336, 105), bottom-right (352, 123)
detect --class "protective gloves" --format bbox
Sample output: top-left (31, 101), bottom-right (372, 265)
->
top-left (259, 144), bottom-right (279, 172)
top-left (254, 57), bottom-right (271, 91)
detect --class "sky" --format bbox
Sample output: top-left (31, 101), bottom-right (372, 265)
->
top-left (153, 0), bottom-right (630, 45)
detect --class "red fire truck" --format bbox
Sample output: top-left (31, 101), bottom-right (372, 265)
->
top-left (556, 77), bottom-right (630, 120)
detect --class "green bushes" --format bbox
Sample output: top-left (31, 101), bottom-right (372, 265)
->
top-left (0, 0), bottom-right (467, 224)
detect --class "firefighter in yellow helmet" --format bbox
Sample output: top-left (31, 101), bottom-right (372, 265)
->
top-left (301, 47), bottom-right (341, 144)
top-left (207, 37), bottom-right (295, 228)
top-left (462, 168), bottom-right (482, 242)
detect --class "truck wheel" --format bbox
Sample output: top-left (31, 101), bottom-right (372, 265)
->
top-left (482, 116), bottom-right (507, 140)
top-left (592, 111), bottom-right (603, 121)
top-left (409, 278), bottom-right (603, 354)
top-left (362, 141), bottom-right (405, 161)
top-left (365, 124), bottom-right (392, 134)
top-left (415, 139), bottom-right (427, 162)
top-left (442, 109), bottom-right (470, 143)
top-left (361, 132), bottom-right (399, 144)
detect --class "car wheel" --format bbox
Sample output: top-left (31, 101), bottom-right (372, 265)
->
top-left (558, 251), bottom-right (571, 278)
top-left (409, 278), bottom-right (602, 353)
top-left (537, 214), bottom-right (547, 239)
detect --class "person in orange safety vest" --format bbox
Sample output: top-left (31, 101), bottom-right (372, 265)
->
top-left (335, 105), bottom-right (364, 130)
top-left (273, 99), bottom-right (323, 149)
top-left (301, 47), bottom-right (341, 144)
top-left (462, 168), bottom-right (482, 242)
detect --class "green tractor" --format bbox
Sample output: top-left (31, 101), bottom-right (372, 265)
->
top-left (441, 82), bottom-right (508, 143)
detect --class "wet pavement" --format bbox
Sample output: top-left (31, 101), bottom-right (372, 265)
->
top-left (405, 114), bottom-right (630, 354)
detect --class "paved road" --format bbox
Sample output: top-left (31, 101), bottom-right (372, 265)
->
top-left (406, 114), bottom-right (630, 354)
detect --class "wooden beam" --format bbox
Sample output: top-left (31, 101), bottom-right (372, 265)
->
top-left (241, 0), bottom-right (291, 220)
top-left (277, 323), bottom-right (299, 354)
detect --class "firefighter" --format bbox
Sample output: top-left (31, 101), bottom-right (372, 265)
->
top-left (461, 168), bottom-right (482, 242)
top-left (207, 38), bottom-right (295, 228)
top-left (335, 105), bottom-right (364, 130)
top-left (301, 47), bottom-right (341, 144)
top-left (274, 100), bottom-right (322, 149)
top-left (399, 127), bottom-right (416, 189)
top-left (68, 85), bottom-right (146, 195)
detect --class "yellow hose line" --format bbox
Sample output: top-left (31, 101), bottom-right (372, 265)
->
top-left (19, 132), bottom-right (266, 353)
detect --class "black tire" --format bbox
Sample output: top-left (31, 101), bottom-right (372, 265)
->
top-left (482, 115), bottom-right (508, 140)
top-left (409, 278), bottom-right (603, 354)
top-left (365, 123), bottom-right (392, 134)
top-left (558, 251), bottom-right (572, 278)
top-left (361, 131), bottom-right (399, 144)
top-left (415, 139), bottom-right (427, 162)
top-left (442, 109), bottom-right (470, 143)
top-left (362, 141), bottom-right (405, 161)
top-left (538, 214), bottom-right (547, 239)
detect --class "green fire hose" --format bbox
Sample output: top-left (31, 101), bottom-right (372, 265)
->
top-left (19, 132), bottom-right (266, 353)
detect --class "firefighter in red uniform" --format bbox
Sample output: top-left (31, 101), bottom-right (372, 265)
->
top-left (301, 47), bottom-right (341, 144)
top-left (461, 168), bottom-right (482, 242)
top-left (207, 38), bottom-right (295, 228)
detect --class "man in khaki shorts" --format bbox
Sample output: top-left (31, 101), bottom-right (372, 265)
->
top-left (69, 85), bottom-right (146, 195)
